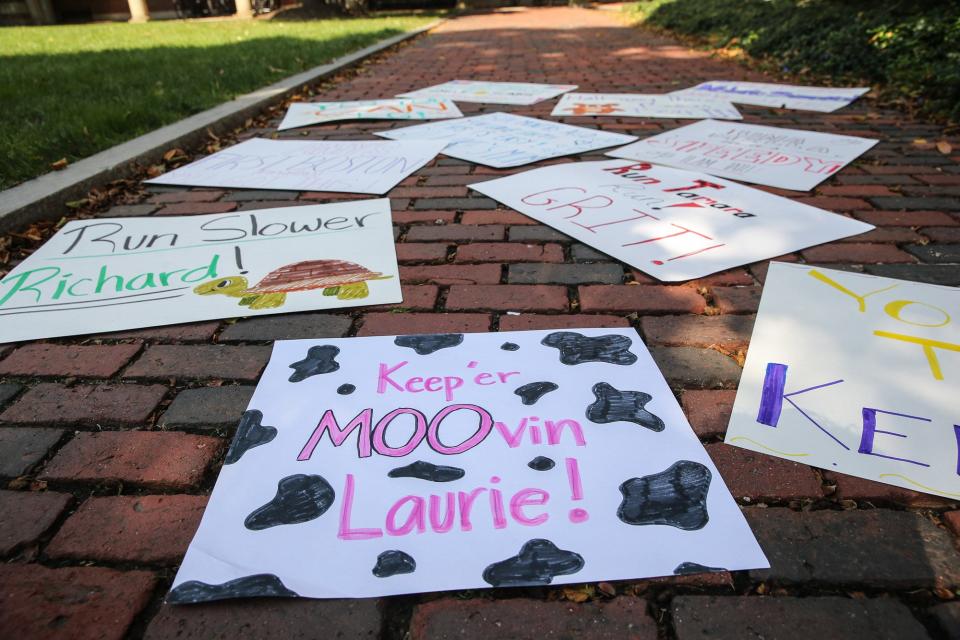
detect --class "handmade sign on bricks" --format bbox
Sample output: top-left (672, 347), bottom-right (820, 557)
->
top-left (398, 80), bottom-right (577, 105)
top-left (277, 98), bottom-right (463, 131)
top-left (673, 81), bottom-right (870, 113)
top-left (469, 160), bottom-right (872, 281)
top-left (552, 93), bottom-right (742, 120)
top-left (726, 262), bottom-right (960, 499)
top-left (170, 328), bottom-right (768, 602)
top-left (376, 112), bottom-right (637, 169)
top-left (146, 138), bottom-right (446, 195)
top-left (0, 200), bottom-right (401, 343)
top-left (607, 119), bottom-right (877, 191)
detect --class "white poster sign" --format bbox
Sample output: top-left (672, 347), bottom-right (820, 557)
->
top-left (726, 264), bottom-right (960, 499)
top-left (278, 98), bottom-right (463, 131)
top-left (607, 120), bottom-right (877, 191)
top-left (146, 138), bottom-right (446, 195)
top-left (169, 328), bottom-right (768, 602)
top-left (552, 93), bottom-right (742, 120)
top-left (0, 201), bottom-right (401, 343)
top-left (376, 113), bottom-right (637, 169)
top-left (469, 160), bottom-right (872, 282)
top-left (674, 81), bottom-right (869, 113)
top-left (398, 80), bottom-right (577, 105)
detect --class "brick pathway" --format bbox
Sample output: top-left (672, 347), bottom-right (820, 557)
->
top-left (2, 6), bottom-right (960, 640)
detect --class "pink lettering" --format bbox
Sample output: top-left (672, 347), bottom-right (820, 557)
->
top-left (338, 474), bottom-right (383, 540)
top-left (377, 361), bottom-right (408, 394)
top-left (372, 408), bottom-right (428, 457)
top-left (298, 408), bottom-right (373, 460)
top-left (427, 404), bottom-right (494, 454)
top-left (429, 493), bottom-right (456, 533)
top-left (386, 495), bottom-right (426, 535)
top-left (510, 488), bottom-right (550, 526)
top-left (494, 418), bottom-right (527, 448)
top-left (458, 488), bottom-right (486, 531)
top-left (546, 419), bottom-right (586, 446)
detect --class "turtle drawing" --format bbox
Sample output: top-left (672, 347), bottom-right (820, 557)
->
top-left (193, 259), bottom-right (392, 309)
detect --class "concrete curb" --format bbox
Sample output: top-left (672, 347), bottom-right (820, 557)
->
top-left (0, 18), bottom-right (444, 233)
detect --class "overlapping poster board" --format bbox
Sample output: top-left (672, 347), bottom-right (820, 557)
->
top-left (0, 201), bottom-right (401, 343)
top-left (673, 81), bottom-right (870, 113)
top-left (552, 93), bottom-right (742, 120)
top-left (398, 80), bottom-right (577, 105)
top-left (469, 160), bottom-right (873, 281)
top-left (278, 98), bottom-right (464, 131)
top-left (607, 120), bottom-right (878, 191)
top-left (169, 328), bottom-right (768, 602)
top-left (146, 138), bottom-right (446, 195)
top-left (725, 263), bottom-right (960, 499)
top-left (376, 113), bottom-right (637, 169)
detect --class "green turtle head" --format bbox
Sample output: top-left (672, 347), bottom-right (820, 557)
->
top-left (193, 275), bottom-right (249, 298)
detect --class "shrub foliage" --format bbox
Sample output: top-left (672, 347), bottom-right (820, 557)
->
top-left (627, 0), bottom-right (960, 121)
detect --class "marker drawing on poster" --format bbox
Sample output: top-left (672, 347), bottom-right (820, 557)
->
top-left (376, 113), bottom-right (637, 169)
top-left (607, 120), bottom-right (877, 191)
top-left (145, 138), bottom-right (446, 195)
top-left (673, 81), bottom-right (869, 112)
top-left (726, 263), bottom-right (960, 499)
top-left (552, 93), bottom-right (742, 120)
top-left (278, 98), bottom-right (463, 131)
top-left (0, 201), bottom-right (401, 343)
top-left (469, 160), bottom-right (872, 281)
top-left (398, 80), bottom-right (578, 105)
top-left (170, 329), bottom-right (768, 602)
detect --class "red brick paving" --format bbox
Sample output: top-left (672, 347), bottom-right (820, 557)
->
top-left (1, 5), bottom-right (959, 639)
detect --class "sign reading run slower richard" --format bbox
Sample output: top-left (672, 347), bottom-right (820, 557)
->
top-left (0, 201), bottom-right (401, 343)
top-left (170, 329), bottom-right (767, 602)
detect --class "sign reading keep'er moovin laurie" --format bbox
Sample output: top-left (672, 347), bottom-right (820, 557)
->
top-left (169, 329), bottom-right (768, 602)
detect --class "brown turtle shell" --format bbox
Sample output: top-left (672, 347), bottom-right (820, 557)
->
top-left (243, 260), bottom-right (383, 294)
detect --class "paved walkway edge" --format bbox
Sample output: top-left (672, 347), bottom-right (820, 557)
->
top-left (0, 18), bottom-right (445, 234)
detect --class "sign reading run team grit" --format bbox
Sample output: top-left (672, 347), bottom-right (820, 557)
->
top-left (170, 329), bottom-right (767, 602)
top-left (469, 160), bottom-right (872, 281)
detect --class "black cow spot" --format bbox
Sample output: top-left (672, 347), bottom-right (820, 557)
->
top-left (617, 460), bottom-right (711, 530)
top-left (541, 332), bottom-right (637, 366)
top-left (528, 456), bottom-right (555, 471)
top-left (224, 410), bottom-right (277, 465)
top-left (674, 562), bottom-right (726, 576)
top-left (289, 345), bottom-right (340, 382)
top-left (167, 574), bottom-right (298, 604)
top-left (337, 384), bottom-right (356, 395)
top-left (501, 342), bottom-right (520, 351)
top-left (245, 474), bottom-right (335, 531)
top-left (482, 539), bottom-right (584, 587)
top-left (586, 383), bottom-right (664, 432)
top-left (372, 550), bottom-right (417, 578)
top-left (514, 381), bottom-right (559, 406)
top-left (388, 460), bottom-right (465, 483)
top-left (394, 334), bottom-right (464, 355)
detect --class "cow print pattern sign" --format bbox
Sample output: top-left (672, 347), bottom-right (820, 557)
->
top-left (170, 329), bottom-right (767, 601)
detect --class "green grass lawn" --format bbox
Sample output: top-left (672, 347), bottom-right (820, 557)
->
top-left (0, 14), bottom-right (436, 191)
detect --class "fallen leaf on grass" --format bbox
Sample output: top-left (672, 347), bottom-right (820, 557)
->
top-left (50, 158), bottom-right (68, 170)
